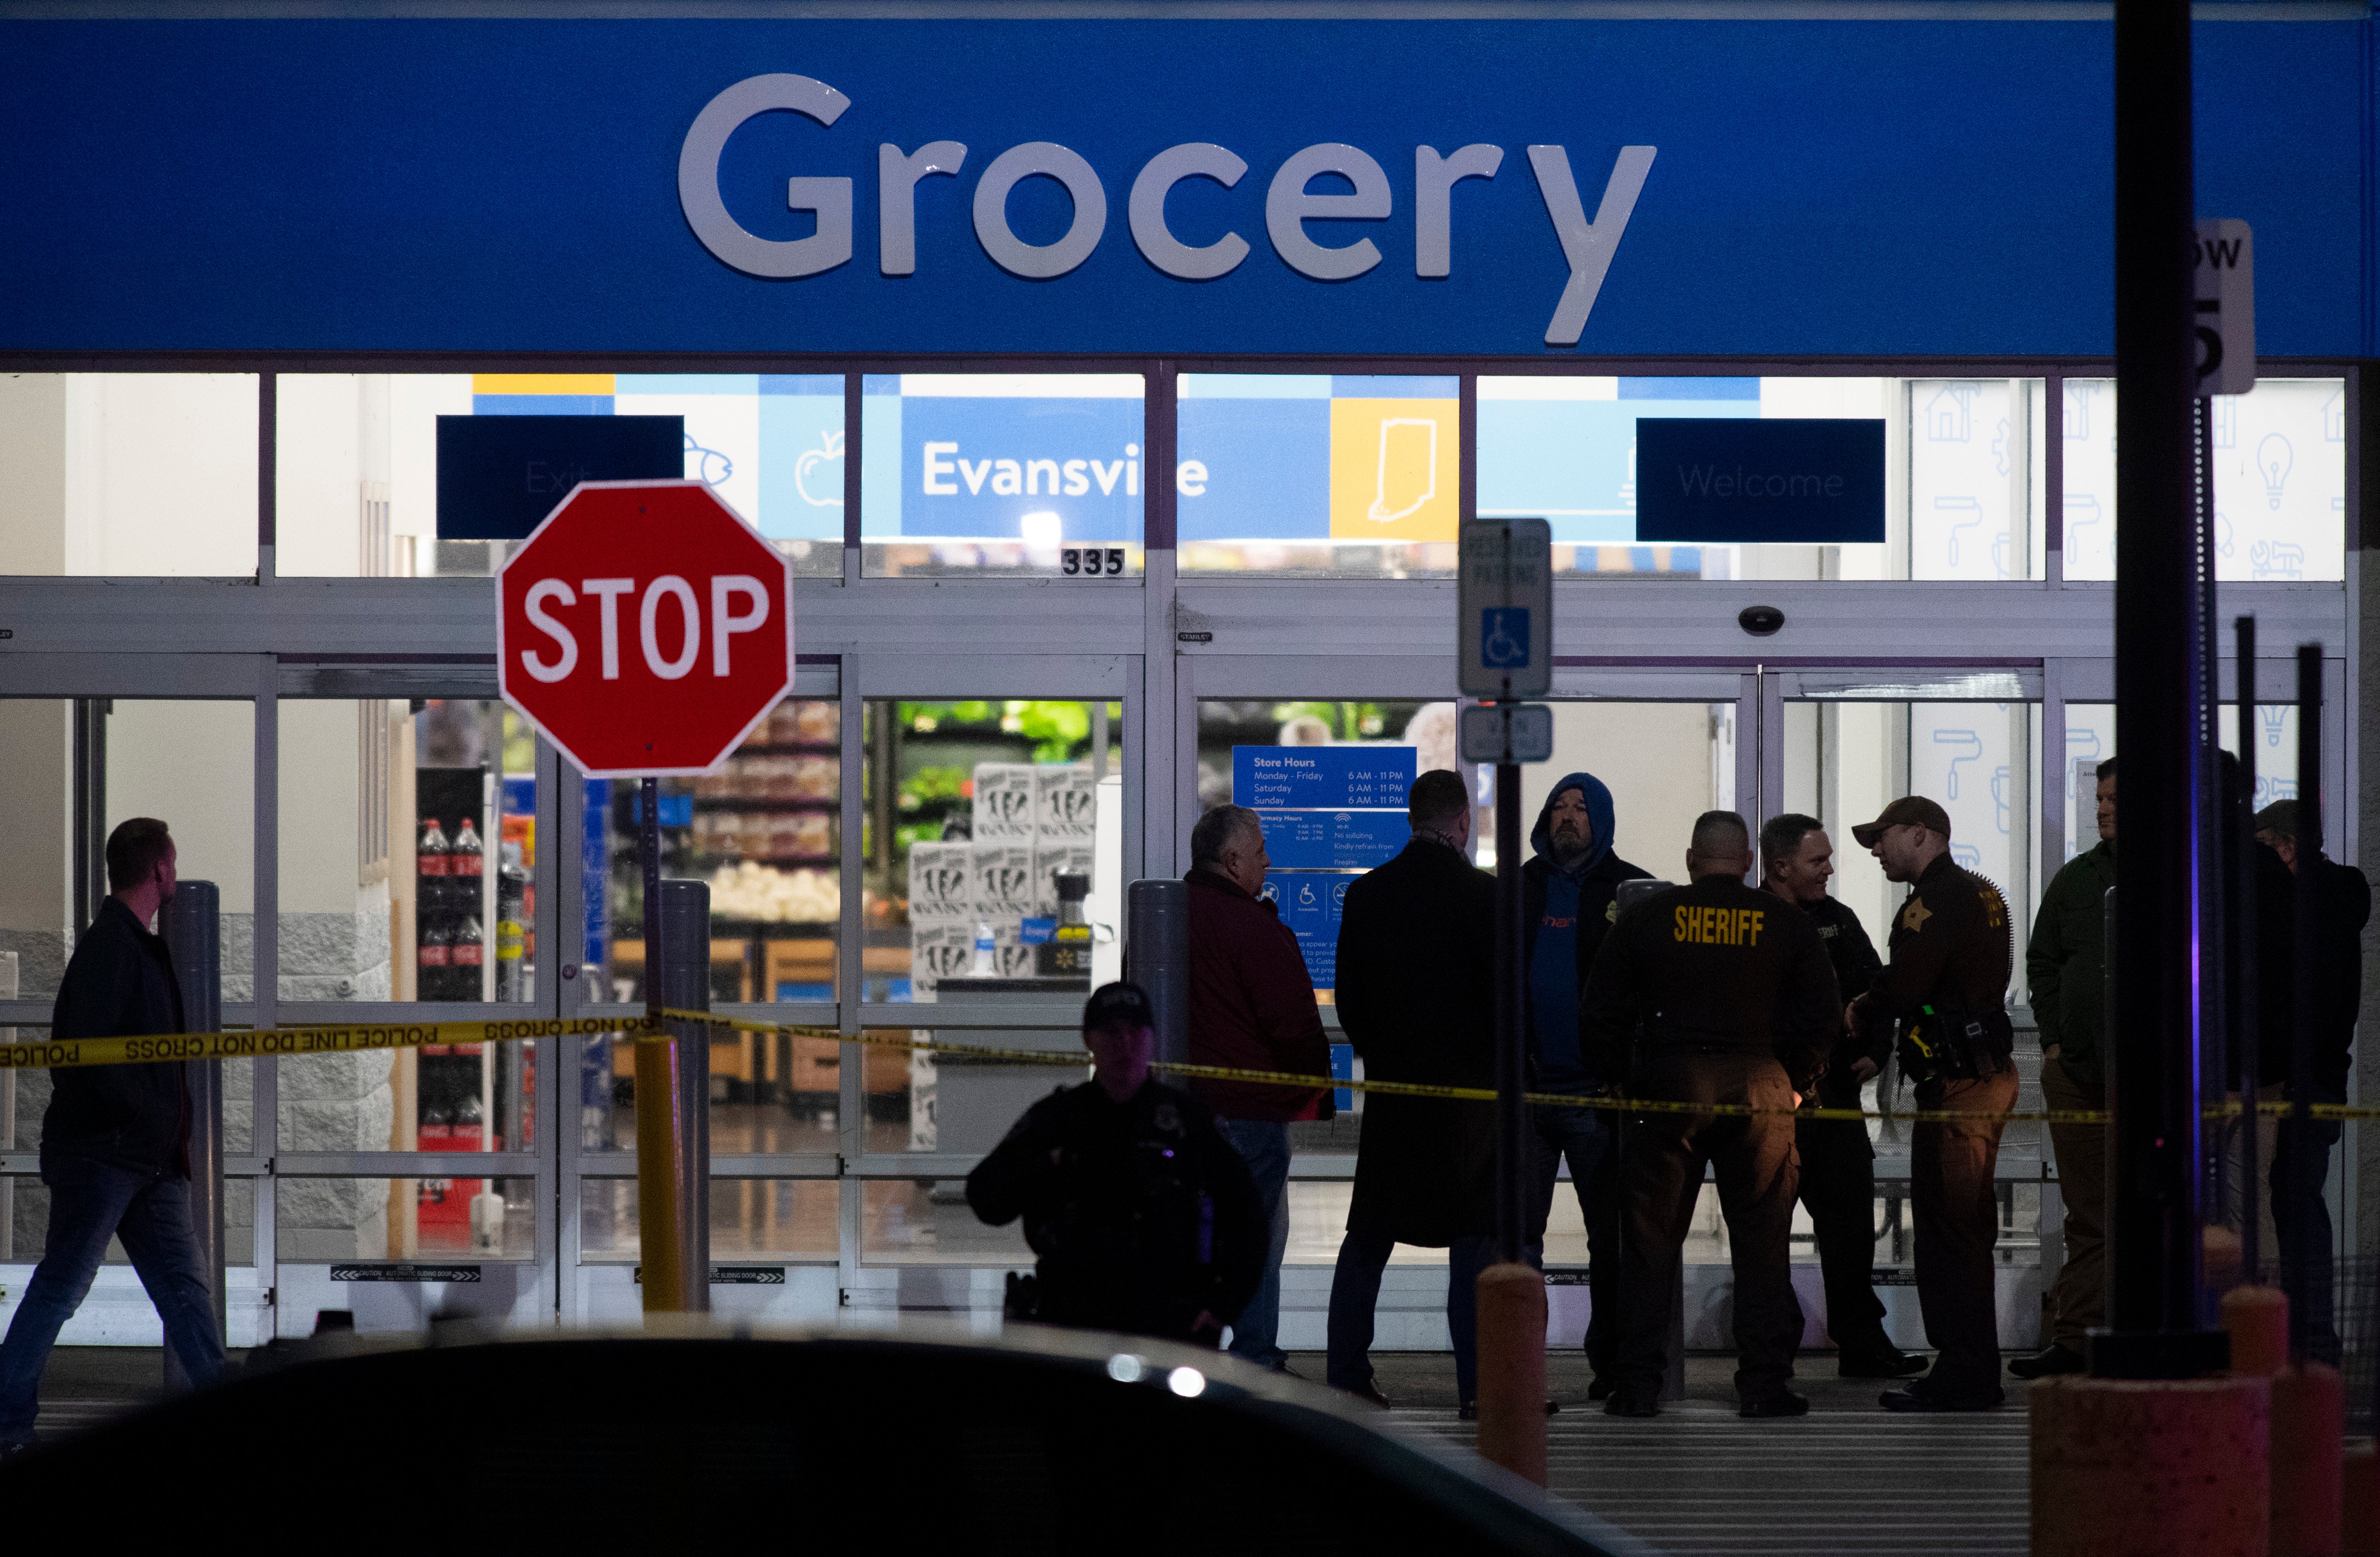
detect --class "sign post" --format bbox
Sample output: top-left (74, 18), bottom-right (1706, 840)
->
top-left (497, 478), bottom-right (794, 1315)
top-left (1458, 517), bottom-right (1552, 1486)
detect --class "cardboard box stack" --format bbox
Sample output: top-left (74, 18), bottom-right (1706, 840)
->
top-left (905, 761), bottom-right (1099, 988)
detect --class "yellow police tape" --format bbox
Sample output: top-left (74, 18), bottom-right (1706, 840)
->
top-left (3, 1005), bottom-right (2373, 1129)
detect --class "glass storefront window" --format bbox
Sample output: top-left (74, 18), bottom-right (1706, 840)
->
top-left (855, 698), bottom-right (1120, 1153)
top-left (1176, 374), bottom-right (1460, 577)
top-left (280, 699), bottom-right (534, 1005)
top-left (1478, 376), bottom-right (1911, 580)
top-left (580, 1177), bottom-right (838, 1262)
top-left (587, 693), bottom-right (841, 1007)
top-left (2060, 702), bottom-right (2312, 866)
top-left (577, 693), bottom-right (843, 1158)
top-left (1780, 693), bottom-right (2040, 1006)
top-left (0, 374), bottom-right (259, 578)
top-left (0, 699), bottom-right (255, 1005)
top-left (1909, 379), bottom-right (2048, 580)
top-left (278, 1175), bottom-right (536, 1261)
top-left (861, 374), bottom-right (1146, 576)
top-left (2059, 378), bottom-right (2346, 583)
top-left (277, 373), bottom-right (845, 580)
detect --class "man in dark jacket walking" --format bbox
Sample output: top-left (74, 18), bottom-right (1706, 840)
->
top-left (0, 819), bottom-right (224, 1455)
top-left (1519, 771), bottom-right (1648, 1397)
top-left (1326, 770), bottom-right (1499, 1411)
top-left (1184, 803), bottom-right (1335, 1373)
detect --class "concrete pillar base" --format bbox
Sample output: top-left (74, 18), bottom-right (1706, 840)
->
top-left (2341, 1440), bottom-right (2377, 1557)
top-left (1473, 1261), bottom-right (1548, 1488)
top-left (2271, 1365), bottom-right (2345, 1557)
top-left (2031, 1372), bottom-right (2272, 1557)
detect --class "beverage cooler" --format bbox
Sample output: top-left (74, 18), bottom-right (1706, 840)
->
top-left (400, 753), bottom-right (536, 1254)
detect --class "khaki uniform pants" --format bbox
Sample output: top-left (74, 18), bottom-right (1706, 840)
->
top-left (1911, 1066), bottom-right (2019, 1395)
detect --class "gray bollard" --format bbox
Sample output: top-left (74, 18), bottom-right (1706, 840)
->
top-left (653, 878), bottom-right (712, 1309)
top-left (1124, 879), bottom-right (1190, 1071)
top-left (159, 881), bottom-right (223, 1390)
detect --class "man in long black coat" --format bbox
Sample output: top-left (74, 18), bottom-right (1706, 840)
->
top-left (1325, 770), bottom-right (1498, 1411)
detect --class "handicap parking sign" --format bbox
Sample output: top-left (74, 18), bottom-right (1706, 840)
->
top-left (1480, 607), bottom-right (1531, 669)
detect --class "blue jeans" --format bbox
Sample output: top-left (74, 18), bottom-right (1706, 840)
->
top-left (1325, 1230), bottom-right (1495, 1404)
top-left (1527, 1102), bottom-right (1619, 1381)
top-left (1214, 1117), bottom-right (1292, 1371)
top-left (0, 1156), bottom-right (225, 1442)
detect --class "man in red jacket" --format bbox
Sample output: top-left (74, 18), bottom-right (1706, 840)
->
top-left (1185, 804), bottom-right (1335, 1374)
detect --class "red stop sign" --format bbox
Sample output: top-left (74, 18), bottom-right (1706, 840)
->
top-left (498, 481), bottom-right (794, 777)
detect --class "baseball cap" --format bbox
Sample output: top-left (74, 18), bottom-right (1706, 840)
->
top-left (1850, 796), bottom-right (1952, 849)
top-left (2252, 800), bottom-right (2301, 839)
top-left (1082, 981), bottom-right (1155, 1034)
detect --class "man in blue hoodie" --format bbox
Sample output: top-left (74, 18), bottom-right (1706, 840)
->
top-left (1521, 772), bottom-right (1650, 1398)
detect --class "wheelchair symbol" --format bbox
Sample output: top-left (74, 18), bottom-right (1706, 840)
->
top-left (1480, 608), bottom-right (1531, 670)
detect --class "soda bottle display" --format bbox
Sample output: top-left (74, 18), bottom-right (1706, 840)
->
top-left (450, 913), bottom-right (485, 1002)
top-left (451, 817), bottom-right (484, 888)
top-left (496, 841), bottom-right (529, 1002)
top-left (417, 916), bottom-right (451, 1001)
top-left (453, 1093), bottom-right (485, 1152)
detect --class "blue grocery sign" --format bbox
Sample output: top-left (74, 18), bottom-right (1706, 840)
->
top-left (1256, 809), bottom-right (1410, 869)
top-left (0, 20), bottom-right (2367, 357)
top-left (1233, 747), bottom-right (1418, 811)
top-left (1635, 419), bottom-right (1886, 544)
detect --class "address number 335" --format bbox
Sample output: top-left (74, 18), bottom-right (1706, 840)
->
top-left (1060, 547), bottom-right (1128, 577)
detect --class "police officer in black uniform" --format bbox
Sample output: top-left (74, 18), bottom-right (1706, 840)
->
top-left (1759, 812), bottom-right (1926, 1380)
top-left (968, 982), bottom-right (1269, 1347)
top-left (1584, 811), bottom-right (1841, 1420)
top-left (1845, 797), bottom-right (2016, 1412)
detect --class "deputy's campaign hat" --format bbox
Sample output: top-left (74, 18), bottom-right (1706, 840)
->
top-left (1083, 981), bottom-right (1156, 1034)
top-left (1851, 795), bottom-right (1953, 849)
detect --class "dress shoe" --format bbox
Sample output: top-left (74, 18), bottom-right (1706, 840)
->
top-left (1341, 1380), bottom-right (1393, 1409)
top-left (1458, 1399), bottom-right (1561, 1421)
top-left (1740, 1391), bottom-right (1811, 1419)
top-left (1603, 1388), bottom-right (1659, 1419)
top-left (1586, 1376), bottom-right (1614, 1401)
top-left (2005, 1343), bottom-right (2087, 1379)
top-left (1838, 1348), bottom-right (1929, 1379)
top-left (1880, 1383), bottom-right (2004, 1412)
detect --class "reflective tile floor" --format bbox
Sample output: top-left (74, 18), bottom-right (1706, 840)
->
top-left (1317, 1350), bottom-right (2033, 1557)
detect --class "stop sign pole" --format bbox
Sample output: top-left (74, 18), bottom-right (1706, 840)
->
top-left (497, 479), bottom-right (795, 1316)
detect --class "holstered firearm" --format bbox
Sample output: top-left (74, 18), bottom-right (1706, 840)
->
top-left (1897, 1001), bottom-right (2015, 1085)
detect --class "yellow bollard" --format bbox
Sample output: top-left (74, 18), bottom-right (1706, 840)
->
top-left (2225, 1284), bottom-right (2292, 1377)
top-left (633, 1032), bottom-right (690, 1314)
top-left (1473, 1262), bottom-right (1548, 1487)
top-left (2031, 1372), bottom-right (2272, 1557)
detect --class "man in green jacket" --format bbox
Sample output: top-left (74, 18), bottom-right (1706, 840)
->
top-left (2010, 758), bottom-right (2115, 1378)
